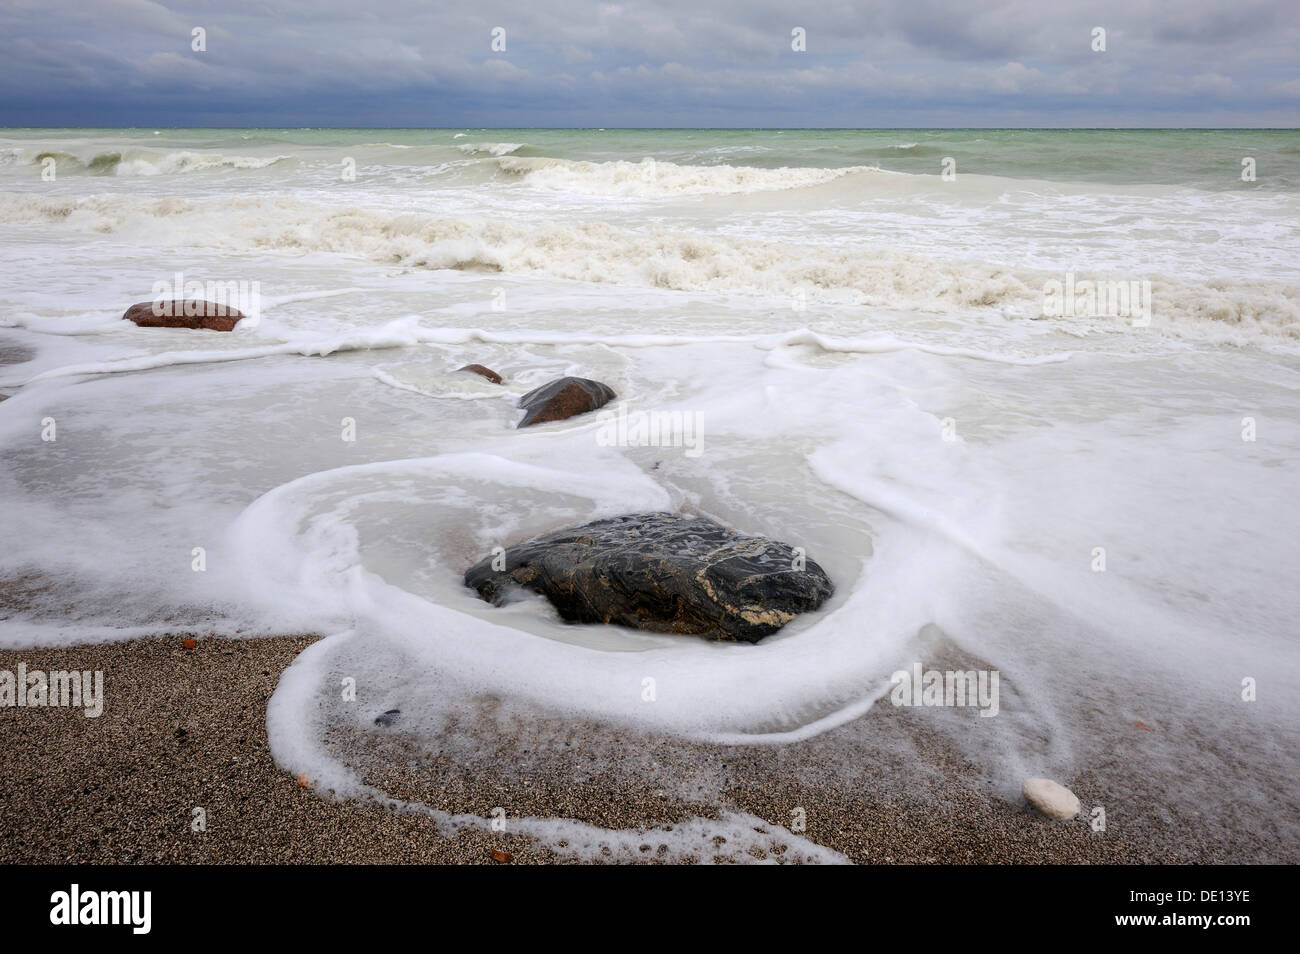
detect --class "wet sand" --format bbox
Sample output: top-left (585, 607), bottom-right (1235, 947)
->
top-left (0, 632), bottom-right (1277, 864)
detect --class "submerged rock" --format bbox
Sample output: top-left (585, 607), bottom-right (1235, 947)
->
top-left (517, 376), bottom-right (615, 427)
top-left (1022, 778), bottom-right (1080, 820)
top-left (457, 363), bottom-right (503, 384)
top-left (464, 512), bottom-right (833, 642)
top-left (124, 299), bottom-right (244, 332)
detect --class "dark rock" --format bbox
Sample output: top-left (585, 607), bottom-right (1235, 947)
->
top-left (374, 709), bottom-right (401, 727)
top-left (457, 363), bottom-right (503, 384)
top-left (517, 376), bottom-right (615, 427)
top-left (464, 512), bottom-right (833, 642)
top-left (123, 299), bottom-right (244, 332)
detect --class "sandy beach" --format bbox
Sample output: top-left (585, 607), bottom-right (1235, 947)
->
top-left (1, 632), bottom-right (1281, 865)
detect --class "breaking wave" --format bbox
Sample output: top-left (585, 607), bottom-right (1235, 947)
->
top-left (496, 156), bottom-right (878, 196)
top-left (456, 141), bottom-right (526, 157)
top-left (22, 149), bottom-right (293, 176)
top-left (1, 191), bottom-right (1296, 340)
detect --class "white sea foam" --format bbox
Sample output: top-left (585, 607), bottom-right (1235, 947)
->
top-left (111, 151), bottom-right (294, 176)
top-left (1, 191), bottom-right (1294, 340)
top-left (15, 148), bottom-right (293, 176)
top-left (497, 155), bottom-right (874, 196)
top-left (268, 634), bottom-right (849, 863)
top-left (457, 141), bottom-right (525, 156)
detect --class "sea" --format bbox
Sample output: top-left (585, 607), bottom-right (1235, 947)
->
top-left (1, 128), bottom-right (1297, 860)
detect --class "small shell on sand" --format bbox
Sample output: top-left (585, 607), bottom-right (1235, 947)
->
top-left (1022, 778), bottom-right (1081, 820)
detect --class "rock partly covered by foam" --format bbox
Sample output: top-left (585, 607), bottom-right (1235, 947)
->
top-left (463, 512), bottom-right (833, 642)
top-left (1022, 778), bottom-right (1081, 820)
top-left (457, 364), bottom-right (503, 384)
top-left (124, 299), bottom-right (244, 332)
top-left (517, 376), bottom-right (615, 427)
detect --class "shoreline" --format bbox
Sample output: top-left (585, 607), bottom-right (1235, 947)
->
top-left (0, 632), bottom-right (1276, 864)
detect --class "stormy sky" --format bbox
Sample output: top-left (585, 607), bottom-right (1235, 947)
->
top-left (1, 0), bottom-right (1297, 127)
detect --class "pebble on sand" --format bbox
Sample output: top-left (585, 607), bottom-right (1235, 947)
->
top-left (1022, 778), bottom-right (1080, 820)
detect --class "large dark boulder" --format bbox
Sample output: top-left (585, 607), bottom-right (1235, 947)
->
top-left (464, 512), bottom-right (833, 642)
top-left (124, 299), bottom-right (244, 332)
top-left (517, 376), bottom-right (615, 427)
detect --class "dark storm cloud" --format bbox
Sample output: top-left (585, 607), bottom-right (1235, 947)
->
top-left (889, 2), bottom-right (1036, 60)
top-left (0, 0), bottom-right (1296, 126)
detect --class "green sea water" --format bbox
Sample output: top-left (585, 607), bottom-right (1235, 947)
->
top-left (5, 127), bottom-right (1299, 191)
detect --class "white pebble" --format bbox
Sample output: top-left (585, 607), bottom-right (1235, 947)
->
top-left (1022, 777), bottom-right (1080, 820)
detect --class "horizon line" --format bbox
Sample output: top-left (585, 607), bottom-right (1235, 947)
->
top-left (4, 125), bottom-right (1299, 132)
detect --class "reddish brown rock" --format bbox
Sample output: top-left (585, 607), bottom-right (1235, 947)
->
top-left (517, 376), bottom-right (616, 427)
top-left (457, 363), bottom-right (503, 384)
top-left (123, 299), bottom-right (244, 332)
